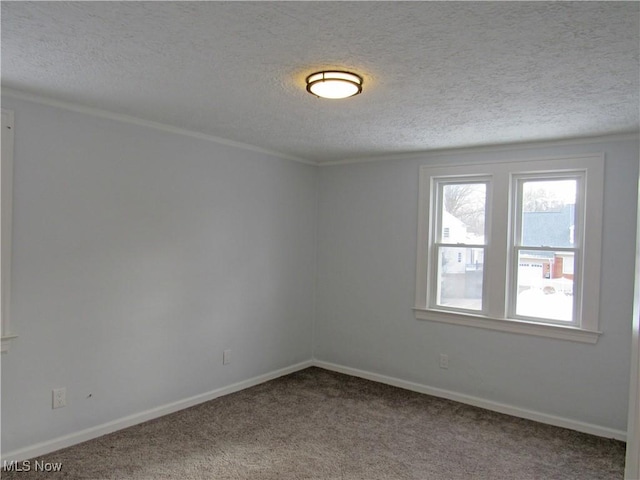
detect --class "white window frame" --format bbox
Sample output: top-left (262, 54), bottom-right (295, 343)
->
top-left (414, 154), bottom-right (604, 344)
top-left (508, 172), bottom-right (584, 327)
top-left (430, 176), bottom-right (491, 315)
top-left (2, 109), bottom-right (17, 352)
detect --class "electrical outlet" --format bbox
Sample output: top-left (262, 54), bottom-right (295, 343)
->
top-left (52, 387), bottom-right (66, 409)
top-left (223, 349), bottom-right (231, 365)
top-left (439, 354), bottom-right (449, 369)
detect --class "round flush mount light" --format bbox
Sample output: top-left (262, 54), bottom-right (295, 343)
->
top-left (306, 71), bottom-right (363, 99)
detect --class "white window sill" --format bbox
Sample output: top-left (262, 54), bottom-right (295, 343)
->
top-left (1, 334), bottom-right (18, 353)
top-left (413, 308), bottom-right (601, 344)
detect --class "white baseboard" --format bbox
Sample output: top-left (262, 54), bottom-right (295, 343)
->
top-left (313, 360), bottom-right (627, 442)
top-left (3, 357), bottom-right (626, 463)
top-left (1, 360), bottom-right (313, 463)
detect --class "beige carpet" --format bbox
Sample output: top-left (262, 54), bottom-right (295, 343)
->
top-left (2, 367), bottom-right (626, 479)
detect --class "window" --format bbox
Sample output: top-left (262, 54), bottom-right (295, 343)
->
top-left (1, 109), bottom-right (16, 352)
top-left (414, 155), bottom-right (604, 343)
top-left (433, 180), bottom-right (488, 312)
top-left (511, 176), bottom-right (580, 323)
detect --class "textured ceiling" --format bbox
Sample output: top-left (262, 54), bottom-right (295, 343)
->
top-left (2, 1), bottom-right (639, 164)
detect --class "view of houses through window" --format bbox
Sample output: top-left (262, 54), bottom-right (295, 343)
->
top-left (416, 155), bottom-right (602, 340)
top-left (436, 182), bottom-right (486, 311)
top-left (436, 178), bottom-right (578, 323)
top-left (514, 178), bottom-right (578, 322)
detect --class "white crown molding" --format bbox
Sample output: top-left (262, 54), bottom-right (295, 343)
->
top-left (1, 88), bottom-right (318, 166)
top-left (320, 132), bottom-right (640, 167)
top-left (3, 88), bottom-right (637, 169)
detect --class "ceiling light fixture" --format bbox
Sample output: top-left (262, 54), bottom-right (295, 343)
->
top-left (306, 71), bottom-right (363, 99)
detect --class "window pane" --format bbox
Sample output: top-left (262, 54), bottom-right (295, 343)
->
top-left (515, 250), bottom-right (575, 322)
top-left (437, 246), bottom-right (484, 311)
top-left (521, 179), bottom-right (577, 247)
top-left (441, 183), bottom-right (486, 243)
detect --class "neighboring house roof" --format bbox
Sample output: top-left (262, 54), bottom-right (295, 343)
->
top-left (442, 211), bottom-right (485, 244)
top-left (522, 204), bottom-right (575, 247)
top-left (442, 211), bottom-right (467, 228)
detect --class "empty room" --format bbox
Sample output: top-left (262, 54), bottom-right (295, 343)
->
top-left (1, 2), bottom-right (639, 479)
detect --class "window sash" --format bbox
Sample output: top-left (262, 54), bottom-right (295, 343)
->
top-left (434, 178), bottom-right (489, 245)
top-left (512, 172), bottom-right (585, 249)
top-left (508, 246), bottom-right (580, 326)
top-left (432, 244), bottom-right (487, 314)
top-left (508, 172), bottom-right (585, 327)
top-left (429, 177), bottom-right (490, 315)
top-left (427, 175), bottom-right (491, 315)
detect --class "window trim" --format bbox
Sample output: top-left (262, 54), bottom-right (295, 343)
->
top-left (414, 154), bottom-right (604, 344)
top-left (2, 109), bottom-right (17, 353)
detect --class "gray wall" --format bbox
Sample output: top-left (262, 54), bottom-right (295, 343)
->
top-left (315, 139), bottom-right (639, 432)
top-left (1, 97), bottom-right (318, 453)
top-left (2, 94), bottom-right (638, 454)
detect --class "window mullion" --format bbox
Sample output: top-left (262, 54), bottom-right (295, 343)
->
top-left (485, 170), bottom-right (509, 319)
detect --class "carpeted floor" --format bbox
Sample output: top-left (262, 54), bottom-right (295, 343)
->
top-left (2, 367), bottom-right (626, 479)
